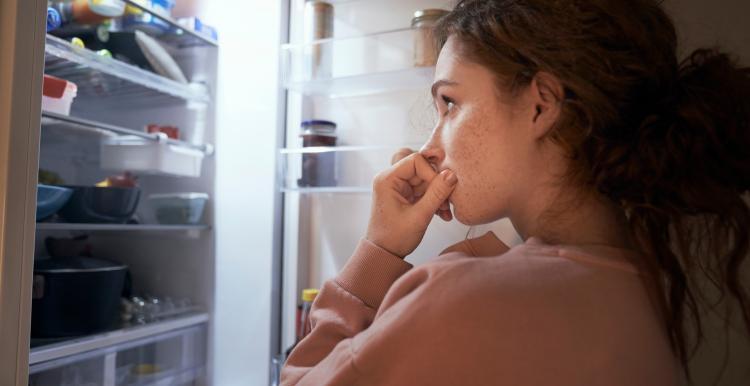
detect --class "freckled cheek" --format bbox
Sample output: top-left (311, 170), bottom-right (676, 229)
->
top-left (442, 112), bottom-right (497, 220)
top-left (443, 115), bottom-right (489, 181)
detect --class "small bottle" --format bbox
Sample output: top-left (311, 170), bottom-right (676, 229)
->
top-left (284, 288), bottom-right (320, 358)
top-left (47, 8), bottom-right (63, 32)
top-left (298, 288), bottom-right (319, 340)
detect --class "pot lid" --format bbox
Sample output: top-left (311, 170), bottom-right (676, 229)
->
top-left (34, 256), bottom-right (127, 273)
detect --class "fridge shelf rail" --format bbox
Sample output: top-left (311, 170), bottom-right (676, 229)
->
top-left (280, 144), bottom-right (422, 154)
top-left (44, 34), bottom-right (210, 108)
top-left (280, 145), bottom-right (422, 193)
top-left (121, 0), bottom-right (218, 48)
top-left (281, 28), bottom-right (435, 97)
top-left (35, 223), bottom-right (211, 232)
top-left (281, 186), bottom-right (372, 194)
top-left (41, 111), bottom-right (214, 155)
top-left (29, 312), bottom-right (209, 366)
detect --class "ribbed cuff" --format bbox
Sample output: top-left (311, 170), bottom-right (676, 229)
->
top-left (335, 239), bottom-right (413, 310)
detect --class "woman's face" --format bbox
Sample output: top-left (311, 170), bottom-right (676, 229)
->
top-left (421, 36), bottom-right (556, 225)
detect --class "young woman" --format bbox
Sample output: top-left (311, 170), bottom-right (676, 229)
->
top-left (281, 0), bottom-right (750, 384)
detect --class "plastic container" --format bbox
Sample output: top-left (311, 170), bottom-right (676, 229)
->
top-left (42, 75), bottom-right (78, 116)
top-left (147, 193), bottom-right (208, 224)
top-left (36, 185), bottom-right (74, 221)
top-left (58, 186), bottom-right (141, 224)
top-left (100, 136), bottom-right (204, 177)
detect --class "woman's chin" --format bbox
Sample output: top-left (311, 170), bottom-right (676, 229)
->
top-left (451, 205), bottom-right (480, 226)
top-left (451, 201), bottom-right (504, 226)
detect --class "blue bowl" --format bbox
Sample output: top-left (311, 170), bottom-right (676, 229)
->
top-left (37, 185), bottom-right (73, 221)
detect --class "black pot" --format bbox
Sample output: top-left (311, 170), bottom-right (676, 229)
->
top-left (31, 256), bottom-right (128, 337)
top-left (59, 186), bottom-right (141, 224)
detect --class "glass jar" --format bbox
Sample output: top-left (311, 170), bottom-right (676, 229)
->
top-left (411, 9), bottom-right (450, 67)
top-left (298, 120), bottom-right (337, 187)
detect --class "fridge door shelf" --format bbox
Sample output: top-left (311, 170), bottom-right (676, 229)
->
top-left (101, 135), bottom-right (206, 178)
top-left (281, 28), bottom-right (435, 97)
top-left (29, 312), bottom-right (208, 367)
top-left (280, 145), bottom-right (421, 193)
top-left (41, 111), bottom-right (213, 155)
top-left (35, 223), bottom-right (210, 232)
top-left (44, 34), bottom-right (210, 108)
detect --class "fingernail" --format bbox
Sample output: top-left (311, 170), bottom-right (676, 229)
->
top-left (443, 170), bottom-right (457, 185)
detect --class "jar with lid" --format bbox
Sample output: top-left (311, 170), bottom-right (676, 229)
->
top-left (411, 9), bottom-right (450, 67)
top-left (298, 120), bottom-right (337, 187)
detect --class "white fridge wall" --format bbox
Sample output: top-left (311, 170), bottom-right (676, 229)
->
top-left (200, 1), bottom-right (282, 386)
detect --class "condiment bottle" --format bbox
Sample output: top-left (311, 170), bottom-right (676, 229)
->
top-left (284, 288), bottom-right (320, 359)
top-left (303, 1), bottom-right (334, 80)
top-left (298, 288), bottom-right (319, 340)
top-left (298, 120), bottom-right (337, 187)
top-left (411, 9), bottom-right (450, 67)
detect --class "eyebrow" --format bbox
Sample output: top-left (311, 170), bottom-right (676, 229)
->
top-left (431, 79), bottom-right (459, 98)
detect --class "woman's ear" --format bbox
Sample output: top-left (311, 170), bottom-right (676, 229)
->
top-left (528, 71), bottom-right (564, 140)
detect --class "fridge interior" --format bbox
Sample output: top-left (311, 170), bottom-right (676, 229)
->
top-left (30, 1), bottom-right (217, 384)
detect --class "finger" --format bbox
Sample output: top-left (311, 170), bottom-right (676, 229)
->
top-left (414, 169), bottom-right (458, 218)
top-left (391, 148), bottom-right (415, 165)
top-left (390, 153), bottom-right (439, 184)
top-left (413, 183), bottom-right (428, 198)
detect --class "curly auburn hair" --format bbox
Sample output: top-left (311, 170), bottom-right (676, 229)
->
top-left (435, 0), bottom-right (750, 379)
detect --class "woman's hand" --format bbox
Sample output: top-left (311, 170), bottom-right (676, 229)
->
top-left (390, 148), bottom-right (454, 222)
top-left (365, 152), bottom-right (458, 258)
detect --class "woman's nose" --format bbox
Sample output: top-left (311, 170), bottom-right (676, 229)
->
top-left (419, 138), bottom-right (445, 169)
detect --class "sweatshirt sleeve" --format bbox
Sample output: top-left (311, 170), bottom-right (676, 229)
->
top-left (280, 238), bottom-right (413, 386)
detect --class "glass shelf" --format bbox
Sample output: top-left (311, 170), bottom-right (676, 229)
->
top-left (41, 111), bottom-right (213, 155)
top-left (280, 144), bottom-right (420, 154)
top-left (281, 187), bottom-right (372, 194)
top-left (35, 223), bottom-right (210, 232)
top-left (44, 34), bottom-right (210, 108)
top-left (121, 0), bottom-right (218, 48)
top-left (281, 28), bottom-right (435, 97)
top-left (29, 312), bottom-right (208, 366)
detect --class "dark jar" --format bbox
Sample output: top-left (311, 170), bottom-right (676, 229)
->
top-left (298, 120), bottom-right (337, 187)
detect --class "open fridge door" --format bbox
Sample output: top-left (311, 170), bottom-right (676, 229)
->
top-left (0, 0), bottom-right (47, 385)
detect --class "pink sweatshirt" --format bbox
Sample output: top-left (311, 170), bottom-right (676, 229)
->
top-left (281, 232), bottom-right (682, 385)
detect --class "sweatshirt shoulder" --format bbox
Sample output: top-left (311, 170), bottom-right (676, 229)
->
top-left (401, 241), bottom-right (639, 311)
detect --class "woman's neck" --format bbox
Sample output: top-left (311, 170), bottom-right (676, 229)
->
top-left (510, 185), bottom-right (634, 250)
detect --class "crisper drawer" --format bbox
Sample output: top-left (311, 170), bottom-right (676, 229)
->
top-left (29, 324), bottom-right (206, 386)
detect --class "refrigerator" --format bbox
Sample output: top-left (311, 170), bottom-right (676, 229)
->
top-left (0, 0), bottom-right (523, 385)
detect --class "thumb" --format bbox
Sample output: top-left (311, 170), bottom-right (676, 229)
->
top-left (414, 170), bottom-right (457, 218)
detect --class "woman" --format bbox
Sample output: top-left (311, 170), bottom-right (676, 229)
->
top-left (282, 0), bottom-right (750, 384)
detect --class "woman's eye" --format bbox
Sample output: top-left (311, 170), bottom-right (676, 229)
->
top-left (441, 96), bottom-right (455, 115)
